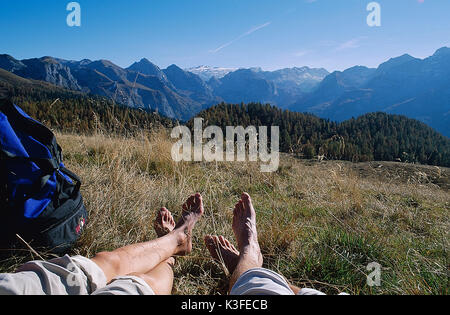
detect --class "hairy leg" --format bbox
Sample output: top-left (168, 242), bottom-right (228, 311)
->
top-left (205, 234), bottom-right (301, 294)
top-left (228, 193), bottom-right (263, 291)
top-left (131, 207), bottom-right (177, 295)
top-left (92, 194), bottom-right (204, 283)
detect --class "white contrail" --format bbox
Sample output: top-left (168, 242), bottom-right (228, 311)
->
top-left (210, 21), bottom-right (272, 53)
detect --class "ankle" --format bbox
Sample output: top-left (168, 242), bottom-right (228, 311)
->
top-left (173, 229), bottom-right (188, 246)
top-left (238, 237), bottom-right (260, 252)
top-left (241, 243), bottom-right (261, 256)
top-left (170, 229), bottom-right (190, 255)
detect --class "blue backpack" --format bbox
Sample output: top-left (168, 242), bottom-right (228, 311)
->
top-left (0, 98), bottom-right (88, 255)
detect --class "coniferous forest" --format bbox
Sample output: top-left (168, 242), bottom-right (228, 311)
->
top-left (190, 103), bottom-right (450, 167)
top-left (1, 73), bottom-right (449, 167)
top-left (0, 70), bottom-right (175, 134)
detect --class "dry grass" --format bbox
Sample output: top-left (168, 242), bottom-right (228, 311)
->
top-left (1, 129), bottom-right (449, 295)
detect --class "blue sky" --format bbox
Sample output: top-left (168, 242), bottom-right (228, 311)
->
top-left (1, 0), bottom-right (449, 71)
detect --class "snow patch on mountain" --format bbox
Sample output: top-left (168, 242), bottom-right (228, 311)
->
top-left (185, 66), bottom-right (237, 81)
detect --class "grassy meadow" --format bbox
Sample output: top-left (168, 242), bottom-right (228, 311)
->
top-left (1, 128), bottom-right (449, 295)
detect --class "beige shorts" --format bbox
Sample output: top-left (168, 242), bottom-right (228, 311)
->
top-left (0, 255), bottom-right (155, 295)
top-left (230, 268), bottom-right (329, 296)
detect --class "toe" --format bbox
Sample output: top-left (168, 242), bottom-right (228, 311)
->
top-left (218, 235), bottom-right (226, 247)
top-left (204, 235), bottom-right (213, 246)
top-left (205, 235), bottom-right (218, 246)
top-left (205, 235), bottom-right (220, 257)
top-left (235, 200), bottom-right (243, 213)
top-left (233, 203), bottom-right (239, 216)
top-left (194, 194), bottom-right (204, 214)
top-left (241, 193), bottom-right (254, 215)
top-left (241, 194), bottom-right (250, 210)
top-left (238, 200), bottom-right (245, 215)
top-left (185, 195), bottom-right (196, 211)
top-left (222, 237), bottom-right (231, 247)
top-left (155, 208), bottom-right (164, 223)
top-left (225, 239), bottom-right (232, 249)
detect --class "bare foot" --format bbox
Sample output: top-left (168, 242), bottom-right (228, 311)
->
top-left (153, 208), bottom-right (177, 268)
top-left (173, 193), bottom-right (204, 256)
top-left (154, 207), bottom-right (176, 237)
top-left (205, 235), bottom-right (240, 275)
top-left (232, 193), bottom-right (263, 266)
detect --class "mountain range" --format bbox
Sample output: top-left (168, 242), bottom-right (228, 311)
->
top-left (0, 47), bottom-right (449, 137)
top-left (2, 67), bottom-right (448, 167)
top-left (0, 54), bottom-right (327, 121)
top-left (290, 47), bottom-right (450, 137)
top-left (208, 66), bottom-right (329, 108)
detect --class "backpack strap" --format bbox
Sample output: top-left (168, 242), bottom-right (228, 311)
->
top-left (59, 166), bottom-right (82, 193)
top-left (0, 149), bottom-right (60, 173)
top-left (0, 99), bottom-right (62, 165)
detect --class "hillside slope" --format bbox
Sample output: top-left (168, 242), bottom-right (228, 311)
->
top-left (0, 55), bottom-right (214, 120)
top-left (192, 103), bottom-right (450, 167)
top-left (2, 70), bottom-right (448, 168)
top-left (0, 68), bottom-right (175, 133)
top-left (3, 131), bottom-right (448, 295)
top-left (0, 84), bottom-right (448, 295)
